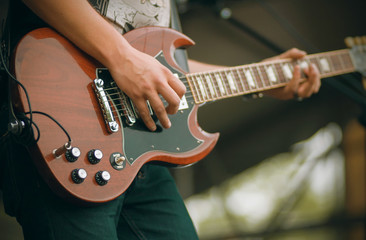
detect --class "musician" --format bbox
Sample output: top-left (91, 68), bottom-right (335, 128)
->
top-left (1, 0), bottom-right (320, 239)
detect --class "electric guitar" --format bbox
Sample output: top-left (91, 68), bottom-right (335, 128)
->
top-left (12, 27), bottom-right (366, 204)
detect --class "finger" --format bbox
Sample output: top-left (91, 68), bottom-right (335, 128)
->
top-left (309, 64), bottom-right (321, 93)
top-left (284, 65), bottom-right (301, 98)
top-left (147, 93), bottom-right (172, 129)
top-left (279, 48), bottom-right (307, 60)
top-left (159, 86), bottom-right (181, 115)
top-left (134, 98), bottom-right (157, 131)
top-left (304, 64), bottom-right (321, 94)
top-left (298, 68), bottom-right (316, 98)
top-left (167, 73), bottom-right (186, 99)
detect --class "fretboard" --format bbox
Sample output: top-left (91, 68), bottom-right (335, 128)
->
top-left (186, 49), bottom-right (355, 104)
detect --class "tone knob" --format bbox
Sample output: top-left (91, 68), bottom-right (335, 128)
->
top-left (65, 147), bottom-right (81, 162)
top-left (88, 149), bottom-right (103, 164)
top-left (71, 168), bottom-right (87, 184)
top-left (95, 170), bottom-right (110, 186)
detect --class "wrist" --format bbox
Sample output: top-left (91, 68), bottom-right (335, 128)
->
top-left (99, 34), bottom-right (133, 71)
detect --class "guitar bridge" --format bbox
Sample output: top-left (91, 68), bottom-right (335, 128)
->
top-left (95, 68), bottom-right (139, 129)
top-left (93, 78), bottom-right (119, 133)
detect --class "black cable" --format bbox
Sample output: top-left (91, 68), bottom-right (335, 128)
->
top-left (26, 111), bottom-right (72, 143)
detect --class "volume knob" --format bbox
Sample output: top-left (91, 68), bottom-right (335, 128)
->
top-left (95, 171), bottom-right (110, 186)
top-left (71, 168), bottom-right (87, 184)
top-left (65, 147), bottom-right (81, 162)
top-left (88, 149), bottom-right (103, 164)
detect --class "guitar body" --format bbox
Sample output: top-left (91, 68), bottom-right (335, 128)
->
top-left (13, 27), bottom-right (219, 204)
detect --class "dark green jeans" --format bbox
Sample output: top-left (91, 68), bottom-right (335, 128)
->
top-left (1, 141), bottom-right (198, 240)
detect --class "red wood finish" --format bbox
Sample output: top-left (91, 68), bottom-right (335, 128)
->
top-left (13, 27), bottom-right (219, 204)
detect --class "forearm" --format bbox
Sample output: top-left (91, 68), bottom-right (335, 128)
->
top-left (23, 0), bottom-right (186, 131)
top-left (23, 0), bottom-right (132, 70)
top-left (188, 59), bottom-right (225, 73)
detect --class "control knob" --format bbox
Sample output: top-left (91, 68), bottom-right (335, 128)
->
top-left (71, 168), bottom-right (87, 184)
top-left (88, 149), bottom-right (103, 164)
top-left (65, 147), bottom-right (81, 162)
top-left (95, 171), bottom-right (110, 186)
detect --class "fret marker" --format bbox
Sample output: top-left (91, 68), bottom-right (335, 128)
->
top-left (265, 66), bottom-right (277, 83)
top-left (226, 72), bottom-right (237, 92)
top-left (282, 64), bottom-right (293, 79)
top-left (204, 74), bottom-right (216, 97)
top-left (244, 70), bottom-right (255, 88)
top-left (215, 73), bottom-right (226, 95)
top-left (178, 95), bottom-right (189, 110)
top-left (319, 58), bottom-right (330, 72)
top-left (173, 73), bottom-right (188, 109)
top-left (299, 61), bottom-right (309, 70)
top-left (196, 76), bottom-right (207, 100)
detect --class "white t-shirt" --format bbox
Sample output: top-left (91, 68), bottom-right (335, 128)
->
top-left (88, 0), bottom-right (171, 33)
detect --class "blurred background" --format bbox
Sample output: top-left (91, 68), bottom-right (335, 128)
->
top-left (1, 0), bottom-right (366, 239)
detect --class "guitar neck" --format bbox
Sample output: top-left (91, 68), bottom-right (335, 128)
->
top-left (186, 49), bottom-right (355, 104)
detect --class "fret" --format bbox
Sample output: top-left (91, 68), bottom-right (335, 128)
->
top-left (296, 59), bottom-right (309, 78)
top-left (214, 72), bottom-right (227, 95)
top-left (257, 65), bottom-right (268, 87)
top-left (225, 71), bottom-right (238, 93)
top-left (209, 72), bottom-right (222, 97)
top-left (319, 56), bottom-right (331, 73)
top-left (196, 75), bottom-right (208, 101)
top-left (236, 68), bottom-right (250, 92)
top-left (257, 65), bottom-right (270, 87)
top-left (309, 57), bottom-right (321, 74)
top-left (328, 54), bottom-right (337, 72)
top-left (192, 75), bottom-right (203, 102)
top-left (274, 63), bottom-right (286, 83)
top-left (299, 59), bottom-right (309, 70)
top-left (341, 52), bottom-right (354, 69)
top-left (264, 64), bottom-right (278, 83)
top-left (219, 71), bottom-right (232, 95)
top-left (251, 66), bottom-right (264, 89)
top-left (330, 54), bottom-right (342, 72)
top-left (198, 73), bottom-right (210, 99)
top-left (270, 63), bottom-right (281, 84)
top-left (296, 61), bottom-right (306, 80)
top-left (243, 68), bottom-right (256, 89)
top-left (203, 73), bottom-right (217, 98)
top-left (232, 68), bottom-right (245, 93)
top-left (336, 54), bottom-right (346, 71)
top-left (290, 61), bottom-right (298, 78)
top-left (281, 62), bottom-right (293, 80)
top-left (187, 75), bottom-right (200, 103)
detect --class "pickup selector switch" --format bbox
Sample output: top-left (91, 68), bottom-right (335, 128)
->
top-left (71, 168), bottom-right (87, 184)
top-left (95, 170), bottom-right (110, 186)
top-left (65, 147), bottom-right (81, 162)
top-left (88, 149), bottom-right (103, 164)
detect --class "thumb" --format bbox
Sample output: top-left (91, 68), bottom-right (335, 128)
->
top-left (279, 48), bottom-right (307, 59)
